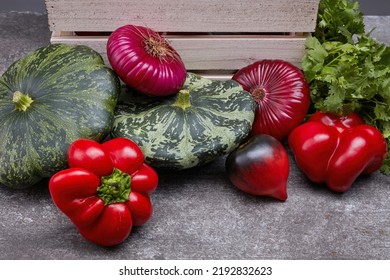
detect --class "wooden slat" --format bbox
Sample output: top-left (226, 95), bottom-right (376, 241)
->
top-left (45, 0), bottom-right (320, 33)
top-left (50, 32), bottom-right (308, 71)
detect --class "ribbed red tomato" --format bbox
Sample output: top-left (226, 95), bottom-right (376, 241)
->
top-left (232, 60), bottom-right (310, 140)
top-left (107, 25), bottom-right (187, 97)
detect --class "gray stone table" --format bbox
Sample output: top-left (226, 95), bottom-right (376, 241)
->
top-left (0, 12), bottom-right (389, 260)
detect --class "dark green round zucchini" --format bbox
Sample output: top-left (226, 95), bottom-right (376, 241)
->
top-left (0, 44), bottom-right (120, 189)
top-left (112, 73), bottom-right (255, 170)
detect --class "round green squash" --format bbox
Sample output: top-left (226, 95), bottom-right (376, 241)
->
top-left (112, 73), bottom-right (256, 169)
top-left (0, 44), bottom-right (120, 189)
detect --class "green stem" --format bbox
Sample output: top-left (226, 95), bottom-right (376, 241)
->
top-left (96, 168), bottom-right (131, 205)
top-left (174, 89), bottom-right (191, 109)
top-left (13, 91), bottom-right (34, 112)
top-left (324, 54), bottom-right (342, 68)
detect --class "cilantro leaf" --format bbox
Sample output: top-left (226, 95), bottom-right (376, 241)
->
top-left (315, 0), bottom-right (365, 43)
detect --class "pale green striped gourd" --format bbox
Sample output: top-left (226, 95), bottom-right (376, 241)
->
top-left (0, 44), bottom-right (120, 189)
top-left (112, 73), bottom-right (256, 170)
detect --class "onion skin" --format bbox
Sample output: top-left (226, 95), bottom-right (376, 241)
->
top-left (232, 60), bottom-right (310, 141)
top-left (107, 25), bottom-right (187, 97)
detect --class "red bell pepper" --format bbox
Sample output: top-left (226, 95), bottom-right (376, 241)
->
top-left (288, 112), bottom-right (387, 192)
top-left (49, 137), bottom-right (158, 246)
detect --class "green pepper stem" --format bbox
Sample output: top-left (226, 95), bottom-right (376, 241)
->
top-left (97, 168), bottom-right (131, 205)
top-left (13, 91), bottom-right (34, 112)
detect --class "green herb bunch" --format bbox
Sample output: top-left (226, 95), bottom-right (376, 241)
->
top-left (302, 0), bottom-right (390, 174)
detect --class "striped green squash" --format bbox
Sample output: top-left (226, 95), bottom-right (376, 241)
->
top-left (112, 73), bottom-right (256, 169)
top-left (0, 44), bottom-right (120, 189)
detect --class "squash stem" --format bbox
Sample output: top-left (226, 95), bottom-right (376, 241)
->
top-left (174, 89), bottom-right (191, 109)
top-left (13, 91), bottom-right (34, 112)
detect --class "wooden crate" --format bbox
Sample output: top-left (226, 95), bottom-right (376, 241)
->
top-left (45, 0), bottom-right (320, 78)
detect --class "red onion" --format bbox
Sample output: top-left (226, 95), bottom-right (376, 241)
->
top-left (232, 60), bottom-right (310, 140)
top-left (107, 25), bottom-right (187, 96)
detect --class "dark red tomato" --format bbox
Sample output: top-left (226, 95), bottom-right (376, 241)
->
top-left (232, 59), bottom-right (310, 141)
top-left (225, 135), bottom-right (289, 201)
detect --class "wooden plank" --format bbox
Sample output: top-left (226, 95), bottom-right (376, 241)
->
top-left (50, 32), bottom-right (308, 70)
top-left (45, 0), bottom-right (320, 33)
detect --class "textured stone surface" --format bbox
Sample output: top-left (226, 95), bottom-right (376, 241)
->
top-left (0, 12), bottom-right (389, 260)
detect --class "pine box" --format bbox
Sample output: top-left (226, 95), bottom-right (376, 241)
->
top-left (45, 0), bottom-right (320, 78)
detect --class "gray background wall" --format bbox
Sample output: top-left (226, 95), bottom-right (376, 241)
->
top-left (0, 0), bottom-right (390, 15)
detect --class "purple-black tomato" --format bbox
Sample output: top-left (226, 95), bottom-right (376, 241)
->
top-left (225, 135), bottom-right (289, 201)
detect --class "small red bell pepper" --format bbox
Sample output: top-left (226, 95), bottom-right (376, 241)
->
top-left (49, 137), bottom-right (158, 246)
top-left (288, 112), bottom-right (387, 192)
